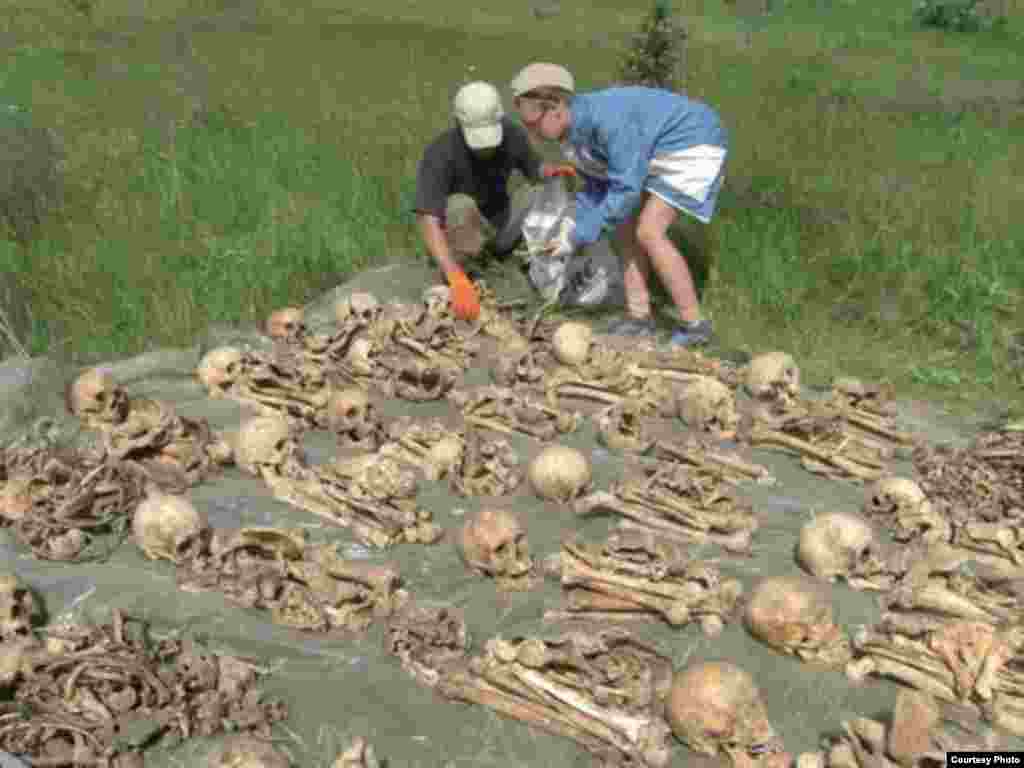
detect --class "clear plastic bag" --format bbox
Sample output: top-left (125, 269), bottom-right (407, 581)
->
top-left (521, 178), bottom-right (624, 307)
top-left (521, 178), bottom-right (574, 302)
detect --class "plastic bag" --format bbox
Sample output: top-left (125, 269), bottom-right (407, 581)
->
top-left (521, 177), bottom-right (574, 302)
top-left (521, 178), bottom-right (624, 307)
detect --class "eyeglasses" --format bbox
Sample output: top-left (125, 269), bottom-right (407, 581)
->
top-left (518, 94), bottom-right (560, 117)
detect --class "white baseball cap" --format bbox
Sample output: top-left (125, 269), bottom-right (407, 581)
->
top-left (453, 81), bottom-right (504, 150)
top-left (509, 62), bottom-right (575, 97)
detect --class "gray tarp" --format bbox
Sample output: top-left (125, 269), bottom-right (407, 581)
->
top-left (0, 263), bottom-right (1008, 767)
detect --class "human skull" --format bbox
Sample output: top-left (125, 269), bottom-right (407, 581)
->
top-left (457, 507), bottom-right (533, 584)
top-left (864, 476), bottom-right (945, 542)
top-left (0, 475), bottom-right (33, 523)
top-left (666, 661), bottom-right (784, 762)
top-left (67, 368), bottom-right (129, 426)
top-left (745, 352), bottom-right (801, 404)
top-left (743, 575), bottom-right (852, 666)
top-left (197, 346), bottom-right (244, 397)
top-left (336, 292), bottom-right (381, 326)
top-left (0, 572), bottom-right (40, 640)
top-left (551, 321), bottom-right (593, 366)
top-left (678, 376), bottom-right (740, 433)
top-left (234, 416), bottom-right (304, 477)
top-left (265, 307), bottom-right (306, 343)
top-left (346, 337), bottom-right (376, 377)
top-left (422, 284), bottom-right (452, 316)
top-left (797, 512), bottom-right (885, 587)
top-left (326, 387), bottom-right (380, 449)
top-left (132, 490), bottom-right (209, 563)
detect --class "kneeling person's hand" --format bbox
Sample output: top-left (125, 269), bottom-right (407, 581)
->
top-left (445, 268), bottom-right (481, 321)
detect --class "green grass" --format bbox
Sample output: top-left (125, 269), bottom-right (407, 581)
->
top-left (1, 0), bottom-right (1022, 416)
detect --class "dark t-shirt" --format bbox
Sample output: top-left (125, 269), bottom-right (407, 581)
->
top-left (413, 116), bottom-right (543, 229)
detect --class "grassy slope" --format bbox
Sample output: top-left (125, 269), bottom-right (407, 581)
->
top-left (1, 0), bottom-right (1022, 417)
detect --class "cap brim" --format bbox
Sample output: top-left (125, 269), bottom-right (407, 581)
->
top-left (463, 122), bottom-right (502, 150)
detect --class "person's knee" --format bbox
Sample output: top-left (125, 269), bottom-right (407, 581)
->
top-left (635, 219), bottom-right (670, 250)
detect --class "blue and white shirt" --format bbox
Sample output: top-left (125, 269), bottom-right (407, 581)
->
top-left (560, 87), bottom-right (729, 245)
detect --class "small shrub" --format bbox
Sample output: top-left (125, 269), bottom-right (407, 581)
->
top-left (912, 0), bottom-right (1007, 32)
top-left (0, 105), bottom-right (64, 245)
top-left (616, 0), bottom-right (688, 92)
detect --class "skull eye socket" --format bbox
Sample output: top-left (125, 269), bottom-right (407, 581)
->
top-left (345, 407), bottom-right (359, 418)
top-left (273, 438), bottom-right (288, 452)
top-left (493, 541), bottom-right (508, 556)
top-left (95, 391), bottom-right (107, 404)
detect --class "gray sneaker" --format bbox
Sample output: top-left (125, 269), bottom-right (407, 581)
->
top-left (606, 315), bottom-right (658, 337)
top-left (670, 318), bottom-right (713, 347)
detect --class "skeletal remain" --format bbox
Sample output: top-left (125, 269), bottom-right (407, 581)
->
top-left (745, 413), bottom-right (887, 483)
top-left (437, 627), bottom-right (674, 768)
top-left (371, 353), bottom-right (459, 402)
top-left (179, 528), bottom-right (407, 631)
top-left (457, 507), bottom-right (537, 590)
top-left (744, 575), bottom-right (853, 666)
top-left (385, 600), bottom-right (470, 687)
top-left (745, 352), bottom-right (801, 407)
top-left (326, 386), bottom-right (384, 451)
top-left (544, 346), bottom-right (673, 415)
top-left (491, 343), bottom-right (548, 389)
top-left (575, 463), bottom-right (759, 555)
top-left (830, 376), bottom-right (898, 418)
top-left (265, 306), bottom-right (306, 345)
top-left (551, 321), bottom-right (593, 366)
top-left (677, 376), bottom-right (740, 436)
top-left (67, 367), bottom-right (130, 428)
top-left (604, 336), bottom-right (735, 387)
top-left (0, 572), bottom-right (40, 641)
top-left (847, 618), bottom-right (1024, 723)
top-left (596, 402), bottom-right (653, 453)
top-left (132, 489), bottom-right (209, 564)
top-left (864, 476), bottom-right (949, 544)
top-left (234, 415), bottom-right (307, 480)
top-left (209, 734), bottom-right (292, 768)
top-left (527, 444), bottom-right (592, 503)
top-left (336, 291), bottom-right (382, 327)
top-left (667, 661), bottom-right (788, 767)
top-left (650, 435), bottom-right (775, 486)
top-left (379, 416), bottom-right (465, 481)
top-left (550, 531), bottom-right (742, 633)
top-left (449, 385), bottom-right (581, 441)
top-left (797, 512), bottom-right (895, 590)
top-left (234, 352), bottom-right (333, 427)
top-left (333, 737), bottom-right (382, 768)
top-left (914, 441), bottom-right (1023, 527)
top-left (197, 346), bottom-right (248, 397)
top-left (451, 430), bottom-right (522, 497)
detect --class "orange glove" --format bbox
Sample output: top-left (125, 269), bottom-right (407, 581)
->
top-left (446, 268), bottom-right (481, 322)
top-left (543, 163), bottom-right (577, 179)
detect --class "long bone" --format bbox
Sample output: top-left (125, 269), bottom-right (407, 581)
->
top-left (651, 439), bottom-right (774, 485)
top-left (748, 424), bottom-right (883, 482)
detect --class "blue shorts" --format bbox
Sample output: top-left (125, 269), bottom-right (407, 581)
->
top-left (644, 145), bottom-right (728, 224)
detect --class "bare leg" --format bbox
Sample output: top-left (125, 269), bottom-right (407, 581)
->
top-left (636, 194), bottom-right (703, 324)
top-left (614, 212), bottom-right (654, 319)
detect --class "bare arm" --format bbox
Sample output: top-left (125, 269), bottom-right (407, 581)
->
top-left (417, 213), bottom-right (460, 276)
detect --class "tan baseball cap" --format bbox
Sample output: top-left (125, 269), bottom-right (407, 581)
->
top-left (509, 62), bottom-right (575, 97)
top-left (453, 81), bottom-right (504, 150)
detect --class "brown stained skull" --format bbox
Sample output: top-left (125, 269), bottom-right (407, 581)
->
top-left (743, 575), bottom-right (852, 666)
top-left (796, 512), bottom-right (886, 587)
top-left (0, 572), bottom-right (40, 640)
top-left (327, 387), bottom-right (381, 450)
top-left (132, 490), bottom-right (209, 563)
top-left (197, 346), bottom-right (245, 397)
top-left (745, 352), bottom-right (801, 406)
top-left (678, 376), bottom-right (740, 434)
top-left (67, 367), bottom-right (130, 427)
top-left (234, 416), bottom-right (305, 477)
top-left (667, 661), bottom-right (786, 763)
top-left (457, 507), bottom-right (534, 587)
top-left (864, 476), bottom-right (947, 543)
top-left (265, 307), bottom-right (306, 344)
top-left (336, 292), bottom-right (382, 327)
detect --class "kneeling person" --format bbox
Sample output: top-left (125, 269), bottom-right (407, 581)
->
top-left (414, 80), bottom-right (573, 321)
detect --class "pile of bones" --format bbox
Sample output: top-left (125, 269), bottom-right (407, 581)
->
top-left (1, 280), bottom-right (1022, 768)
